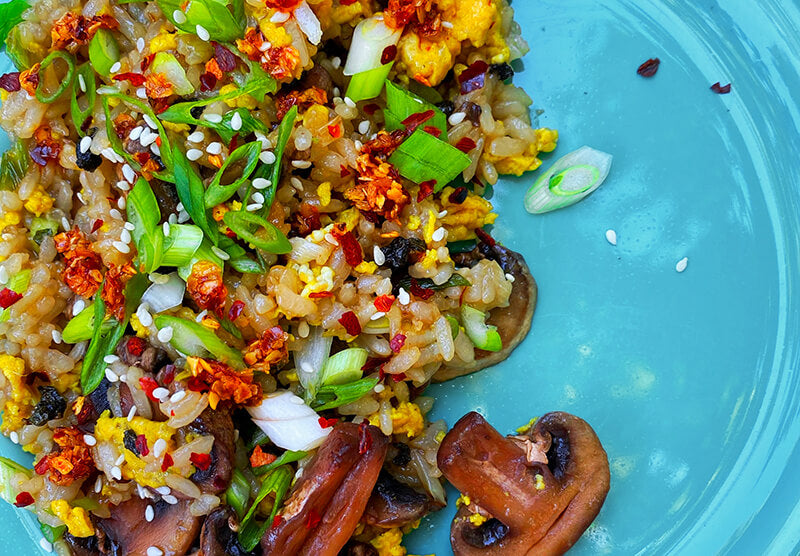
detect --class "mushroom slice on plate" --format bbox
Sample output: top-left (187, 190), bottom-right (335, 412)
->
top-left (437, 411), bottom-right (610, 556)
top-left (434, 245), bottom-right (538, 382)
top-left (363, 471), bottom-right (445, 528)
top-left (199, 506), bottom-right (256, 556)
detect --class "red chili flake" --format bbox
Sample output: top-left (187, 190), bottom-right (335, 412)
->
top-left (161, 453), bottom-right (174, 472)
top-left (0, 72), bottom-right (21, 92)
top-left (228, 300), bottom-right (246, 322)
top-left (306, 508), bottom-right (322, 530)
top-left (381, 44), bottom-right (398, 65)
top-left (318, 416), bottom-right (338, 428)
top-left (272, 515), bottom-right (284, 529)
top-left (417, 179), bottom-right (436, 202)
top-left (328, 124), bottom-right (342, 138)
top-left (155, 136), bottom-right (162, 147)
top-left (34, 457), bottom-right (49, 475)
top-left (637, 58), bottom-right (661, 78)
top-left (409, 278), bottom-right (434, 300)
top-left (308, 291), bottom-right (334, 299)
top-left (448, 186), bottom-right (468, 204)
top-left (14, 492), bottom-right (34, 507)
top-left (362, 357), bottom-right (389, 373)
top-left (341, 0), bottom-right (357, 4)
top-left (423, 125), bottom-right (442, 138)
top-left (340, 165), bottom-right (351, 177)
top-left (402, 110), bottom-right (435, 133)
top-left (80, 116), bottom-right (93, 134)
top-left (332, 226), bottom-right (363, 267)
top-left (140, 54), bottom-right (155, 72)
top-left (200, 72), bottom-right (218, 92)
top-left (459, 60), bottom-right (489, 94)
top-left (338, 311), bottom-right (362, 336)
top-left (91, 219), bottom-right (104, 233)
top-left (190, 452), bottom-right (212, 471)
top-left (390, 333), bottom-right (406, 353)
top-left (187, 376), bottom-right (208, 392)
top-left (475, 227), bottom-right (496, 247)
top-left (127, 336), bottom-right (147, 356)
top-left (139, 376), bottom-right (160, 402)
top-left (229, 133), bottom-right (239, 153)
top-left (135, 434), bottom-right (149, 456)
top-left (161, 364), bottom-right (175, 385)
top-left (455, 137), bottom-right (477, 153)
top-left (0, 288), bottom-right (23, 309)
top-left (363, 103), bottom-right (380, 115)
top-left (391, 372), bottom-right (407, 382)
top-left (112, 72), bottom-right (147, 86)
top-left (170, 410), bottom-right (175, 416)
top-left (358, 422), bottom-right (371, 455)
top-left (710, 82), bottom-right (732, 94)
top-left (374, 294), bottom-right (395, 312)
top-left (212, 42), bottom-right (237, 72)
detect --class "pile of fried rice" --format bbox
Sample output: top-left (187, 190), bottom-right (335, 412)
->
top-left (0, 0), bottom-right (556, 553)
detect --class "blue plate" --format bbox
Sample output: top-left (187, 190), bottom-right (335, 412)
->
top-left (3, 0), bottom-right (800, 554)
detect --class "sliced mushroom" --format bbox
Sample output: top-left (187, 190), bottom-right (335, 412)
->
top-left (189, 407), bottom-right (235, 494)
top-left (363, 471), bottom-right (445, 528)
top-left (434, 245), bottom-right (538, 382)
top-left (261, 423), bottom-right (389, 556)
top-left (199, 506), bottom-right (255, 556)
top-left (437, 412), bottom-right (609, 556)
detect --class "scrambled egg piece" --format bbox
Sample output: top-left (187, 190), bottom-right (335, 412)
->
top-left (220, 84), bottom-right (258, 109)
top-left (94, 411), bottom-right (177, 488)
top-left (149, 32), bottom-right (178, 54)
top-left (535, 473), bottom-right (546, 490)
top-left (335, 208), bottom-right (361, 232)
top-left (289, 262), bottom-right (335, 297)
top-left (0, 211), bottom-right (20, 233)
top-left (484, 128), bottom-right (559, 176)
top-left (423, 209), bottom-right (437, 244)
top-left (162, 121), bottom-right (190, 133)
top-left (23, 187), bottom-right (54, 217)
top-left (440, 188), bottom-right (498, 241)
top-left (391, 402), bottom-right (425, 438)
top-left (515, 417), bottom-right (537, 434)
top-left (258, 17), bottom-right (293, 48)
top-left (50, 499), bottom-right (95, 537)
top-left (0, 355), bottom-right (35, 433)
top-left (317, 181), bottom-right (332, 207)
top-left (456, 494), bottom-right (471, 507)
top-left (355, 261), bottom-right (378, 274)
top-left (468, 512), bottom-right (488, 526)
top-left (371, 528), bottom-right (407, 556)
top-left (130, 313), bottom-right (150, 338)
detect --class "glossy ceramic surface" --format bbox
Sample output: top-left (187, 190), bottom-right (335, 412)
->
top-left (2, 0), bottom-right (800, 554)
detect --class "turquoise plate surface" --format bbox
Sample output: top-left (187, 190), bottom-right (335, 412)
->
top-left (3, 0), bottom-right (800, 553)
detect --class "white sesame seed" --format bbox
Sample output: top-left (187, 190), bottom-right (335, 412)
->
top-left (354, 139), bottom-right (363, 150)
top-left (442, 20), bottom-right (454, 29)
top-left (246, 193), bottom-right (262, 206)
top-left (105, 367), bottom-right (119, 383)
top-left (358, 120), bottom-right (370, 135)
top-left (437, 210), bottom-right (448, 218)
top-left (155, 486), bottom-right (171, 495)
top-left (83, 434), bottom-right (97, 447)
top-left (195, 309), bottom-right (208, 323)
top-left (147, 546), bottom-right (164, 556)
top-left (153, 439), bottom-right (167, 458)
top-left (94, 476), bottom-right (103, 493)
top-left (290, 177), bottom-right (303, 190)
top-left (140, 130), bottom-right (158, 147)
top-left (186, 148), bottom-right (204, 161)
top-left (173, 9), bottom-right (187, 23)
top-left (676, 257), bottom-right (689, 273)
top-left (448, 112), bottom-right (466, 125)
top-left (398, 288), bottom-right (410, 305)
top-left (170, 390), bottom-right (187, 403)
top-left (176, 202), bottom-right (184, 211)
top-left (325, 233), bottom-right (338, 246)
top-left (9, 431), bottom-right (19, 444)
top-left (78, 73), bottom-right (87, 93)
top-left (373, 245), bottom-right (386, 266)
top-left (137, 304), bottom-right (153, 327)
top-left (331, 56), bottom-right (341, 69)
top-left (157, 326), bottom-right (173, 343)
top-left (187, 131), bottom-right (205, 143)
top-left (110, 61), bottom-right (121, 74)
top-left (245, 203), bottom-right (263, 212)
top-left (206, 142), bottom-right (222, 155)
top-left (101, 147), bottom-right (117, 161)
top-left (115, 453), bottom-right (126, 466)
top-left (432, 227), bottom-right (446, 242)
top-left (605, 229), bottom-right (617, 245)
top-left (51, 329), bottom-right (63, 344)
top-left (113, 241), bottom-right (131, 253)
top-left (120, 228), bottom-right (132, 244)
top-left (111, 466), bottom-right (122, 480)
top-left (333, 87), bottom-right (340, 97)
top-left (137, 37), bottom-right (145, 52)
top-left (152, 388), bottom-right (170, 402)
top-left (163, 222), bottom-right (171, 236)
top-left (230, 111), bottom-right (243, 131)
top-left (117, 197), bottom-right (127, 210)
top-left (178, 210), bottom-right (190, 223)
top-left (109, 208), bottom-right (123, 220)
top-left (298, 320), bottom-right (310, 338)
top-left (291, 160), bottom-right (312, 169)
top-left (371, 311), bottom-right (386, 320)
top-left (168, 213), bottom-right (178, 224)
top-left (77, 191), bottom-right (87, 205)
top-left (145, 505), bottom-right (155, 522)
top-left (151, 143), bottom-right (161, 156)
top-left (127, 405), bottom-right (137, 421)
top-left (203, 113), bottom-right (223, 123)
top-left (61, 216), bottom-right (71, 230)
top-left (39, 538), bottom-right (53, 553)
top-left (259, 151), bottom-right (276, 164)
top-left (73, 299), bottom-right (86, 316)
top-left (344, 96), bottom-right (356, 108)
top-left (211, 246), bottom-right (230, 261)
top-left (123, 221), bottom-right (135, 231)
top-left (162, 494), bottom-right (178, 505)
top-left (259, 41), bottom-right (271, 52)
top-left (252, 178), bottom-right (271, 190)
top-left (0, 266), bottom-right (7, 285)
top-left (80, 135), bottom-right (92, 154)
top-left (136, 87), bottom-right (148, 99)
top-left (196, 24), bottom-right (210, 41)
top-left (116, 180), bottom-right (131, 192)
top-left (104, 354), bottom-right (120, 364)
top-left (270, 11), bottom-right (290, 23)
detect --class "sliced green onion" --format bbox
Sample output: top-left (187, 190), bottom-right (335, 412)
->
top-left (343, 15), bottom-right (402, 76)
top-left (346, 63), bottom-right (393, 103)
top-left (254, 105), bottom-right (297, 216)
top-left (88, 28), bottom-right (120, 77)
top-left (447, 239), bottom-right (477, 254)
top-left (0, 456), bottom-right (30, 504)
top-left (226, 469), bottom-right (250, 520)
top-left (251, 449), bottom-right (307, 476)
top-left (363, 315), bottom-right (390, 334)
top-left (0, 269), bottom-right (31, 323)
top-left (230, 47), bottom-right (275, 103)
top-left (0, 0), bottom-right (28, 47)
top-left (35, 51), bottom-right (75, 104)
top-left (238, 465), bottom-right (293, 552)
top-left (29, 216), bottom-right (59, 246)
top-left (162, 224), bottom-right (204, 267)
top-left (177, 240), bottom-right (224, 282)
top-left (397, 273), bottom-right (471, 292)
top-left (150, 52), bottom-right (194, 96)
top-left (408, 79), bottom-right (444, 104)
top-left (62, 305), bottom-right (114, 344)
top-left (388, 128), bottom-right (471, 190)
top-left (161, 104), bottom-right (267, 144)
top-left (216, 236), bottom-right (265, 274)
top-left (524, 146), bottom-right (613, 214)
top-left (446, 314), bottom-right (460, 339)
top-left (127, 177), bottom-right (164, 273)
top-left (157, 0), bottom-right (245, 42)
top-left (153, 314), bottom-right (245, 369)
top-left (461, 305), bottom-right (502, 352)
top-left (222, 211), bottom-right (291, 255)
top-left (171, 146), bottom-right (218, 244)
top-left (39, 522), bottom-right (66, 544)
top-left (70, 64), bottom-right (97, 137)
top-left (0, 140), bottom-right (30, 191)
top-left (310, 377), bottom-right (380, 412)
top-left (70, 497), bottom-right (101, 511)
top-left (4, 24), bottom-right (33, 71)
top-left (384, 80), bottom-right (447, 135)
top-left (294, 325), bottom-right (332, 401)
top-left (204, 141), bottom-right (262, 208)
top-left (321, 348), bottom-right (367, 386)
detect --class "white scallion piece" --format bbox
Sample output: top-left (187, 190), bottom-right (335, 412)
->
top-left (343, 15), bottom-right (402, 76)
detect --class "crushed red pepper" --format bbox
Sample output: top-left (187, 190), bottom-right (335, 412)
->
top-left (135, 434), bottom-right (149, 457)
top-left (145, 73), bottom-right (174, 99)
top-left (0, 72), bottom-right (21, 92)
top-left (228, 300), bottom-right (246, 322)
top-left (0, 288), bottom-right (23, 309)
top-left (191, 451), bottom-right (213, 471)
top-left (186, 260), bottom-right (228, 315)
top-left (18, 65), bottom-right (39, 97)
top-left (455, 137), bottom-right (477, 153)
top-left (318, 417), bottom-right (338, 428)
top-left (186, 356), bottom-right (263, 409)
top-left (275, 86), bottom-right (328, 121)
top-left (112, 72), bottom-right (146, 87)
top-left (459, 60), bottom-right (489, 94)
top-left (249, 445), bottom-right (277, 468)
top-left (101, 262), bottom-right (136, 321)
top-left (236, 28), bottom-right (301, 82)
top-left (374, 294), bottom-right (395, 312)
top-left (338, 311), bottom-right (362, 336)
top-left (390, 333), bottom-right (407, 353)
top-left (35, 427), bottom-right (95, 486)
top-left (14, 492), bottom-right (34, 507)
top-left (331, 223), bottom-right (363, 267)
top-left (54, 228), bottom-right (104, 298)
top-left (357, 421), bottom-right (372, 454)
top-left (50, 13), bottom-right (119, 52)
top-left (710, 82), bottom-right (732, 94)
top-left (417, 179), bottom-right (436, 202)
top-left (30, 125), bottom-right (62, 167)
top-left (161, 453), bottom-right (174, 472)
top-left (242, 326), bottom-right (290, 374)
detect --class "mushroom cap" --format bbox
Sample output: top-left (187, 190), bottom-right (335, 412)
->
top-left (434, 246), bottom-right (538, 382)
top-left (363, 471), bottom-right (445, 528)
top-left (199, 506), bottom-right (255, 556)
top-left (438, 411), bottom-right (610, 556)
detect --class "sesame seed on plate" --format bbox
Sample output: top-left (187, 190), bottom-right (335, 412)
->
top-left (358, 120), bottom-right (370, 134)
top-left (270, 11), bottom-right (289, 23)
top-left (252, 178), bottom-right (270, 190)
top-left (448, 112), bottom-right (466, 125)
top-left (344, 96), bottom-right (356, 108)
top-left (398, 288), bottom-right (410, 305)
top-left (137, 304), bottom-right (153, 327)
top-left (373, 245), bottom-right (385, 265)
top-left (298, 320), bottom-right (310, 338)
top-left (104, 354), bottom-right (120, 364)
top-left (354, 140), bottom-right (363, 150)
top-left (127, 405), bottom-right (137, 421)
top-left (130, 126), bottom-right (144, 141)
top-left (173, 9), bottom-right (187, 23)
top-left (333, 87), bottom-right (340, 97)
top-left (78, 73), bottom-right (86, 92)
top-left (196, 24), bottom-right (210, 41)
top-left (178, 211), bottom-right (190, 223)
top-left (437, 210), bottom-right (448, 218)
top-left (109, 208), bottom-right (123, 220)
top-left (371, 311), bottom-right (386, 320)
top-left (120, 228), bottom-right (131, 244)
top-left (111, 466), bottom-right (122, 480)
top-left (203, 113), bottom-right (223, 123)
top-left (211, 246), bottom-right (230, 261)
top-left (196, 310), bottom-right (208, 322)
top-left (163, 222), bottom-right (171, 236)
top-left (505, 273), bottom-right (516, 283)
top-left (170, 390), bottom-right (187, 403)
top-left (113, 241), bottom-right (131, 253)
top-left (140, 130), bottom-right (158, 147)
top-left (442, 20), bottom-right (454, 28)
top-left (605, 229), bottom-right (617, 245)
top-left (157, 327), bottom-right (173, 343)
top-left (145, 505), bottom-right (155, 522)
top-left (147, 547), bottom-right (164, 556)
top-left (39, 538), bottom-right (53, 553)
top-left (51, 329), bottom-right (62, 344)
top-left (117, 180), bottom-right (130, 192)
top-left (260, 151), bottom-right (276, 164)
top-left (117, 197), bottom-right (127, 210)
top-left (187, 131), bottom-right (204, 143)
top-left (153, 439), bottom-right (167, 458)
top-left (162, 494), bottom-right (178, 505)
top-left (137, 37), bottom-right (145, 52)
top-left (143, 113), bottom-right (157, 130)
top-left (110, 61), bottom-right (121, 73)
top-left (230, 111), bottom-right (243, 131)
top-left (291, 160), bottom-right (312, 169)
top-left (124, 221), bottom-right (135, 231)
top-left (136, 87), bottom-right (148, 99)
top-left (245, 203), bottom-right (264, 212)
top-left (252, 192), bottom-right (265, 204)
top-left (0, 267), bottom-right (7, 285)
top-left (115, 453), bottom-right (126, 466)
top-left (168, 213), bottom-right (178, 224)
top-left (151, 143), bottom-right (161, 156)
top-left (325, 233), bottom-right (338, 245)
top-left (73, 299), bottom-right (86, 315)
top-left (290, 177), bottom-right (303, 190)
top-left (331, 57), bottom-right (341, 69)
top-left (432, 227), bottom-right (446, 242)
top-left (79, 135), bottom-right (92, 153)
top-left (186, 148), bottom-right (204, 161)
top-left (176, 202), bottom-right (184, 211)
top-left (105, 368), bottom-right (119, 383)
top-left (9, 431), bottom-right (19, 444)
top-left (83, 434), bottom-right (97, 446)
top-left (676, 257), bottom-right (689, 273)
top-left (206, 142), bottom-right (222, 155)
top-left (155, 486), bottom-right (171, 495)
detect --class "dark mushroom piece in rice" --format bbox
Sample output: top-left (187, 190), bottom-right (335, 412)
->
top-left (199, 506), bottom-right (256, 556)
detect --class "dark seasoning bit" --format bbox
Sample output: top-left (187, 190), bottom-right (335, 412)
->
top-left (27, 386), bottom-right (66, 426)
top-left (710, 82), bottom-right (732, 94)
top-left (637, 58), bottom-right (661, 77)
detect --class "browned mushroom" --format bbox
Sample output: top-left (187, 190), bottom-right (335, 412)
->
top-left (189, 407), bottom-right (235, 494)
top-left (434, 245), bottom-right (538, 382)
top-left (363, 471), bottom-right (445, 528)
top-left (198, 506), bottom-right (255, 556)
top-left (261, 423), bottom-right (389, 556)
top-left (437, 412), bottom-right (609, 556)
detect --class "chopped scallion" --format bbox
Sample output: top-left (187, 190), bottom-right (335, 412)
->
top-left (238, 466), bottom-right (293, 552)
top-left (222, 211), bottom-right (291, 255)
top-left (251, 449), bottom-right (307, 476)
top-left (0, 0), bottom-right (28, 48)
top-left (320, 348), bottom-right (368, 386)
top-left (0, 455), bottom-right (30, 504)
top-left (384, 80), bottom-right (447, 135)
top-left (127, 177), bottom-right (164, 273)
top-left (62, 305), bottom-right (114, 344)
top-left (39, 522), bottom-right (66, 544)
top-left (70, 64), bottom-right (96, 137)
top-left (388, 128), bottom-right (471, 190)
top-left (461, 305), bottom-right (502, 352)
top-left (161, 224), bottom-right (204, 267)
top-left (0, 140), bottom-right (30, 191)
top-left (87, 28), bottom-right (120, 77)
top-left (310, 377), bottom-right (380, 412)
top-left (204, 141), bottom-right (262, 208)
top-left (35, 51), bottom-right (75, 104)
top-left (156, 0), bottom-right (246, 42)
top-left (226, 469), bottom-right (250, 520)
top-left (177, 240), bottom-right (224, 282)
top-left (343, 15), bottom-right (402, 76)
top-left (150, 52), bottom-right (194, 96)
top-left (171, 146), bottom-right (218, 244)
top-left (0, 269), bottom-right (30, 323)
top-left (345, 63), bottom-right (393, 103)
top-left (153, 314), bottom-right (245, 369)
